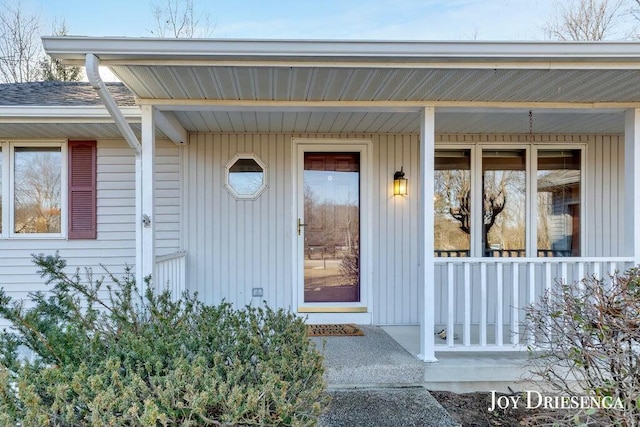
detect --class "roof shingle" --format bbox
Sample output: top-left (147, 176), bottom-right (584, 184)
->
top-left (0, 81), bottom-right (135, 106)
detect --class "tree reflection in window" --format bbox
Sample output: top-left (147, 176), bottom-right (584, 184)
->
top-left (225, 155), bottom-right (266, 199)
top-left (14, 147), bottom-right (62, 234)
top-left (434, 150), bottom-right (471, 257)
top-left (537, 150), bottom-right (581, 257)
top-left (482, 150), bottom-right (526, 257)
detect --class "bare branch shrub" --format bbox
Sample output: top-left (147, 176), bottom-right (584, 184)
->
top-left (525, 268), bottom-right (640, 426)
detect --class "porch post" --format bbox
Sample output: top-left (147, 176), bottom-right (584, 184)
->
top-left (624, 109), bottom-right (640, 263)
top-left (418, 107), bottom-right (437, 362)
top-left (136, 105), bottom-right (156, 288)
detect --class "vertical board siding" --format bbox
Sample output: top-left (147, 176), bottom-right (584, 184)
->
top-left (585, 135), bottom-right (624, 256)
top-left (182, 132), bottom-right (624, 325)
top-left (183, 133), bottom-right (293, 310)
top-left (182, 133), bottom-right (421, 323)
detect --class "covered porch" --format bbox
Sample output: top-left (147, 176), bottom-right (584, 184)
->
top-left (44, 38), bottom-right (640, 361)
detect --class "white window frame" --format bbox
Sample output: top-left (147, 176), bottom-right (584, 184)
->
top-left (435, 142), bottom-right (585, 258)
top-left (224, 153), bottom-right (267, 200)
top-left (0, 140), bottom-right (68, 239)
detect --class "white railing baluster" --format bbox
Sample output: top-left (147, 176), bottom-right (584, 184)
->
top-left (480, 262), bottom-right (487, 347)
top-left (511, 262), bottom-right (519, 345)
top-left (432, 256), bottom-right (634, 352)
top-left (609, 262), bottom-right (617, 279)
top-left (464, 262), bottom-right (471, 347)
top-left (577, 262), bottom-right (585, 292)
top-left (155, 251), bottom-right (187, 301)
top-left (528, 262), bottom-right (535, 345)
top-left (447, 262), bottom-right (455, 347)
top-left (544, 262), bottom-right (552, 293)
top-left (544, 261), bottom-right (552, 342)
top-left (593, 261), bottom-right (601, 280)
top-left (496, 263), bottom-right (503, 346)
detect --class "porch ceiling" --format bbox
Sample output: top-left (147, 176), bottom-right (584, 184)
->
top-left (110, 65), bottom-right (640, 104)
top-left (170, 110), bottom-right (624, 134)
top-left (41, 38), bottom-right (640, 135)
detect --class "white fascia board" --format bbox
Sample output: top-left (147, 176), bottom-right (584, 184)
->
top-left (0, 105), bottom-right (141, 122)
top-left (41, 37), bottom-right (640, 67)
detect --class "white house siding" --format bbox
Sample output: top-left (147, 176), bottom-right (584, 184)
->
top-left (181, 132), bottom-right (420, 321)
top-left (155, 141), bottom-right (182, 256)
top-left (182, 132), bottom-right (625, 326)
top-left (0, 138), bottom-right (180, 329)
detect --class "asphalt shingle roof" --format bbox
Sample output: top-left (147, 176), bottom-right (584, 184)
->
top-left (0, 81), bottom-right (135, 107)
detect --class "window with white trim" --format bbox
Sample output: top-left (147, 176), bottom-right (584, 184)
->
top-left (224, 153), bottom-right (267, 200)
top-left (434, 144), bottom-right (584, 258)
top-left (0, 141), bottom-right (67, 238)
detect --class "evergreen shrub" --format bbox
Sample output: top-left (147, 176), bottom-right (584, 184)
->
top-left (0, 253), bottom-right (328, 426)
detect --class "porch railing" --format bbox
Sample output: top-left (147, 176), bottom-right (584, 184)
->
top-left (155, 251), bottom-right (187, 300)
top-left (434, 257), bottom-right (636, 351)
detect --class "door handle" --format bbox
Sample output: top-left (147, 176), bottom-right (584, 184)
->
top-left (297, 218), bottom-right (308, 235)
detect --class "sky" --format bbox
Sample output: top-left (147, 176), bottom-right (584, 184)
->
top-left (19, 0), bottom-right (565, 41)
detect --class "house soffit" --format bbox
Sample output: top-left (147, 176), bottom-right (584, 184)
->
top-left (39, 37), bottom-right (640, 134)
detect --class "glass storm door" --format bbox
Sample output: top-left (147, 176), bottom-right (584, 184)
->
top-left (301, 152), bottom-right (360, 303)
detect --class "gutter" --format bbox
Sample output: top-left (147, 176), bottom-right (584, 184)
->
top-left (85, 53), bottom-right (141, 153)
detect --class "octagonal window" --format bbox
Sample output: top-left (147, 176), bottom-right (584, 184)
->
top-left (225, 154), bottom-right (267, 199)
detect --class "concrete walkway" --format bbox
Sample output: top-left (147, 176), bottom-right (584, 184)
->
top-left (311, 325), bottom-right (460, 427)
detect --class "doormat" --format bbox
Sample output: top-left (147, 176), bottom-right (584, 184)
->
top-left (307, 324), bottom-right (364, 337)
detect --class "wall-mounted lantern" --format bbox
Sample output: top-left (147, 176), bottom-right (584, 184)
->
top-left (393, 167), bottom-right (408, 196)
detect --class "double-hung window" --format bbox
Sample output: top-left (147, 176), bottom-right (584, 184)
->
top-left (434, 144), bottom-right (584, 258)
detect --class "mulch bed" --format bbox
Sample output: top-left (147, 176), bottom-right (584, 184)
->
top-left (430, 390), bottom-right (556, 426)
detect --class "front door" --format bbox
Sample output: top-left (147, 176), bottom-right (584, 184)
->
top-left (303, 152), bottom-right (360, 302)
top-left (294, 140), bottom-right (371, 317)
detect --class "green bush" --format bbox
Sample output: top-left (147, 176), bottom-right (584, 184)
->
top-left (0, 253), bottom-right (328, 426)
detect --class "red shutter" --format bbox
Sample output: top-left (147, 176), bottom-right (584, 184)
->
top-left (68, 141), bottom-right (97, 239)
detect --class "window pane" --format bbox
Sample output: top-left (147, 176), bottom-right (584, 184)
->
top-left (434, 150), bottom-right (471, 257)
top-left (482, 150), bottom-right (526, 257)
top-left (228, 158), bottom-right (264, 196)
top-left (14, 147), bottom-right (61, 234)
top-left (537, 150), bottom-right (581, 257)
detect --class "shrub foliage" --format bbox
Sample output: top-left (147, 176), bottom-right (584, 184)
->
top-left (0, 253), bottom-right (328, 426)
top-left (525, 268), bottom-right (640, 426)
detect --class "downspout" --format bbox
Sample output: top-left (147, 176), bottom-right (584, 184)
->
top-left (85, 53), bottom-right (141, 153)
top-left (85, 53), bottom-right (145, 289)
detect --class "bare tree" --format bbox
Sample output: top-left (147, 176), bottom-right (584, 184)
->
top-left (39, 20), bottom-right (83, 82)
top-left (150, 0), bottom-right (213, 38)
top-left (0, 0), bottom-right (42, 83)
top-left (545, 0), bottom-right (630, 40)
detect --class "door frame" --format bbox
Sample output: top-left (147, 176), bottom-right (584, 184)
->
top-left (292, 138), bottom-right (373, 324)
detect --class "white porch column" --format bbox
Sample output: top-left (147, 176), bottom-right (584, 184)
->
top-left (418, 107), bottom-right (437, 362)
top-left (624, 109), bottom-right (640, 263)
top-left (136, 105), bottom-right (156, 288)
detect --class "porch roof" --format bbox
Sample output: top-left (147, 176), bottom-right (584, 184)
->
top-left (39, 38), bottom-right (640, 134)
top-left (0, 82), bottom-right (142, 139)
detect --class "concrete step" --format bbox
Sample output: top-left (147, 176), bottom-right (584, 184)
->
top-left (310, 325), bottom-right (424, 388)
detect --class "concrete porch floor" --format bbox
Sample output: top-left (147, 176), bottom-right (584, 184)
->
top-left (311, 325), bottom-right (532, 393)
top-left (382, 325), bottom-right (533, 393)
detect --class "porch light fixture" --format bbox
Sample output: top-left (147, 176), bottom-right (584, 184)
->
top-left (393, 167), bottom-right (408, 196)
